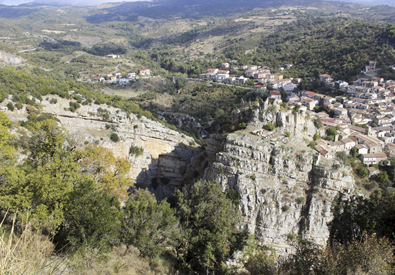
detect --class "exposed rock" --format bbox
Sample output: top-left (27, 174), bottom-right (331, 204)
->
top-left (204, 99), bottom-right (356, 253)
top-left (0, 50), bottom-right (26, 67)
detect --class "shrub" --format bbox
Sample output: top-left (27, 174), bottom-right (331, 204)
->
top-left (6, 102), bottom-right (14, 111)
top-left (313, 118), bottom-right (323, 128)
top-left (129, 145), bottom-right (143, 156)
top-left (265, 122), bottom-right (275, 131)
top-left (308, 141), bottom-right (317, 150)
top-left (282, 205), bottom-right (290, 212)
top-left (356, 165), bottom-right (369, 178)
top-left (285, 131), bottom-right (291, 137)
top-left (238, 122), bottom-right (247, 129)
top-left (110, 133), bottom-right (120, 142)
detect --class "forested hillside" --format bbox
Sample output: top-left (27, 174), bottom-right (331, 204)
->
top-left (222, 17), bottom-right (395, 81)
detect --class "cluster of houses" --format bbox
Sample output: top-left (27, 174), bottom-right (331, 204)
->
top-left (258, 61), bottom-right (395, 168)
top-left (88, 68), bottom-right (151, 84)
top-left (198, 63), bottom-right (293, 87)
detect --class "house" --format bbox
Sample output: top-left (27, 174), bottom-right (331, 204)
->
top-left (224, 77), bottom-right (236, 84)
top-left (361, 152), bottom-right (387, 165)
top-left (319, 74), bottom-right (333, 83)
top-left (340, 137), bottom-right (356, 150)
top-left (217, 70), bottom-right (230, 81)
top-left (347, 85), bottom-right (357, 94)
top-left (269, 90), bottom-right (282, 99)
top-left (247, 65), bottom-right (258, 70)
top-left (221, 62), bottom-right (230, 68)
top-left (284, 83), bottom-right (296, 92)
top-left (245, 70), bottom-right (257, 77)
top-left (92, 76), bottom-right (105, 82)
top-left (274, 73), bottom-right (283, 80)
top-left (301, 98), bottom-right (316, 110)
top-left (332, 108), bottom-right (348, 118)
top-left (139, 69), bottom-right (151, 76)
top-left (355, 144), bottom-right (368, 155)
top-left (303, 91), bottom-right (316, 99)
top-left (364, 61), bottom-right (377, 73)
top-left (115, 72), bottom-right (122, 78)
top-left (207, 68), bottom-right (218, 74)
top-left (236, 76), bottom-right (248, 84)
top-left (119, 78), bottom-right (129, 85)
top-left (127, 72), bottom-right (136, 78)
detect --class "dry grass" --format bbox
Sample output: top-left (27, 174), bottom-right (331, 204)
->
top-left (0, 214), bottom-right (175, 275)
top-left (0, 215), bottom-right (66, 275)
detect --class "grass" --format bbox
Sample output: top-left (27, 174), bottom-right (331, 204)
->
top-left (0, 214), bottom-right (65, 275)
top-left (0, 213), bottom-right (174, 274)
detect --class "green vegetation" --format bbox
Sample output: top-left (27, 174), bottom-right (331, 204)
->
top-left (129, 145), bottom-right (144, 156)
top-left (265, 122), bottom-right (275, 131)
top-left (223, 17), bottom-right (395, 81)
top-left (110, 132), bottom-right (120, 142)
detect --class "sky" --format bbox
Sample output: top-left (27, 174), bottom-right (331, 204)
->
top-left (0, 0), bottom-right (393, 7)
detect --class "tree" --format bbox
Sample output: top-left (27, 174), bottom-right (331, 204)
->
top-left (349, 147), bottom-right (358, 158)
top-left (331, 188), bottom-right (395, 244)
top-left (377, 171), bottom-right (388, 184)
top-left (80, 145), bottom-right (132, 201)
top-left (356, 165), bottom-right (369, 178)
top-left (0, 120), bottom-right (82, 233)
top-left (58, 179), bottom-right (121, 250)
top-left (110, 132), bottom-right (119, 142)
top-left (313, 118), bottom-right (323, 128)
top-left (176, 181), bottom-right (247, 273)
top-left (326, 127), bottom-right (338, 136)
top-left (0, 111), bottom-right (15, 165)
top-left (121, 189), bottom-right (179, 257)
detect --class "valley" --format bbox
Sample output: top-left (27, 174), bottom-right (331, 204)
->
top-left (0, 0), bottom-right (395, 274)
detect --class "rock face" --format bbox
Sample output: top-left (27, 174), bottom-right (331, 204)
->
top-left (0, 50), bottom-right (26, 67)
top-left (2, 95), bottom-right (201, 199)
top-left (204, 99), bottom-right (355, 253)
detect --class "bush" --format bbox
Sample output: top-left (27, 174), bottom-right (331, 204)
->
top-left (308, 141), bottom-right (317, 150)
top-left (356, 165), bottom-right (369, 178)
top-left (6, 102), bottom-right (14, 111)
top-left (238, 122), bottom-right (247, 129)
top-left (110, 133), bottom-right (120, 142)
top-left (265, 122), bottom-right (275, 131)
top-left (313, 133), bottom-right (320, 140)
top-left (14, 102), bottom-right (23, 110)
top-left (129, 145), bottom-right (143, 156)
top-left (285, 131), bottom-right (291, 137)
top-left (313, 118), bottom-right (323, 128)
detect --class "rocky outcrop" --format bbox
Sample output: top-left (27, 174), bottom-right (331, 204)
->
top-left (205, 99), bottom-right (355, 253)
top-left (2, 95), bottom-right (201, 199)
top-left (0, 50), bottom-right (26, 67)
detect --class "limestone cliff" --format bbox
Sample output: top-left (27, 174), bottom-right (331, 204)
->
top-left (3, 95), bottom-right (201, 199)
top-left (204, 99), bottom-right (355, 253)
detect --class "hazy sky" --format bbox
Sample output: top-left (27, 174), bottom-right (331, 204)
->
top-left (0, 0), bottom-right (393, 7)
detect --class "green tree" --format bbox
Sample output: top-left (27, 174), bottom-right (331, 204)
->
top-left (313, 118), bottom-right (323, 128)
top-left (326, 127), bottom-right (338, 136)
top-left (121, 189), bottom-right (179, 257)
top-left (0, 120), bottom-right (82, 233)
top-left (331, 188), bottom-right (395, 243)
top-left (176, 181), bottom-right (247, 273)
top-left (356, 165), bottom-right (369, 178)
top-left (349, 147), bottom-right (358, 158)
top-left (58, 179), bottom-right (121, 250)
top-left (0, 112), bottom-right (15, 165)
